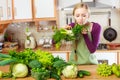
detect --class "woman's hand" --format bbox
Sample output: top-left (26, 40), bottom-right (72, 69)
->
top-left (81, 28), bottom-right (88, 34)
top-left (64, 25), bottom-right (72, 30)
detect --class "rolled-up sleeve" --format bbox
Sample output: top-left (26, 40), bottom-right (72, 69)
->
top-left (83, 23), bottom-right (101, 53)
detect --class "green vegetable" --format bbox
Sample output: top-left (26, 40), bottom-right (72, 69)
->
top-left (78, 70), bottom-right (91, 76)
top-left (0, 71), bottom-right (2, 78)
top-left (112, 63), bottom-right (120, 77)
top-left (72, 24), bottom-right (85, 40)
top-left (35, 49), bottom-right (54, 68)
top-left (31, 68), bottom-right (50, 80)
top-left (0, 53), bottom-right (17, 66)
top-left (53, 57), bottom-right (69, 76)
top-left (77, 71), bottom-right (84, 78)
top-left (97, 63), bottom-right (112, 77)
top-left (112, 64), bottom-right (118, 74)
top-left (12, 63), bottom-right (28, 78)
top-left (62, 64), bottom-right (78, 78)
top-left (0, 53), bottom-right (11, 58)
top-left (0, 58), bottom-right (16, 66)
top-left (9, 48), bottom-right (37, 65)
top-left (55, 42), bottom-right (61, 50)
top-left (52, 24), bottom-right (86, 46)
top-left (28, 60), bottom-right (42, 69)
top-left (50, 72), bottom-right (61, 80)
top-left (52, 28), bottom-right (75, 44)
top-left (115, 71), bottom-right (120, 77)
top-left (2, 72), bottom-right (12, 78)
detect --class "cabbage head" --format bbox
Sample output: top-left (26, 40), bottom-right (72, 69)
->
top-left (62, 64), bottom-right (78, 78)
top-left (12, 63), bottom-right (28, 78)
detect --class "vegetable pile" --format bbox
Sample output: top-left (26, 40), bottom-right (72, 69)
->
top-left (97, 63), bottom-right (120, 77)
top-left (0, 48), bottom-right (91, 80)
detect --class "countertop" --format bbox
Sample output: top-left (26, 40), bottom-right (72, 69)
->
top-left (0, 65), bottom-right (120, 80)
top-left (2, 43), bottom-right (120, 53)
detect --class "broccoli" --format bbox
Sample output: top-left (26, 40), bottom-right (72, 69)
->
top-left (28, 60), bottom-right (42, 69)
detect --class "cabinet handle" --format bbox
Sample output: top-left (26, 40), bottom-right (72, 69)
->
top-left (34, 7), bottom-right (36, 18)
top-left (0, 7), bottom-right (3, 17)
top-left (14, 7), bottom-right (17, 16)
top-left (7, 7), bottom-right (11, 18)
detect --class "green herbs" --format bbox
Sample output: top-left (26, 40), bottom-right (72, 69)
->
top-left (9, 48), bottom-right (37, 65)
top-left (35, 49), bottom-right (54, 68)
top-left (52, 24), bottom-right (87, 45)
top-left (53, 28), bottom-right (75, 44)
top-left (72, 24), bottom-right (85, 40)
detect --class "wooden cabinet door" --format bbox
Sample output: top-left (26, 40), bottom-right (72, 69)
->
top-left (0, 0), bottom-right (7, 21)
top-left (0, 0), bottom-right (12, 24)
top-left (13, 0), bottom-right (32, 20)
top-left (7, 0), bottom-right (12, 20)
top-left (33, 0), bottom-right (57, 21)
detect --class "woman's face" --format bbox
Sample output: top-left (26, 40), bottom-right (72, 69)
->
top-left (74, 8), bottom-right (89, 25)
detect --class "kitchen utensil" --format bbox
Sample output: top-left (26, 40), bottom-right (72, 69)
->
top-left (103, 12), bottom-right (117, 42)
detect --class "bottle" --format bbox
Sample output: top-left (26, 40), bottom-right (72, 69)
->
top-left (25, 28), bottom-right (36, 49)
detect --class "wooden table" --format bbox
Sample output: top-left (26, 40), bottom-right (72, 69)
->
top-left (0, 65), bottom-right (120, 80)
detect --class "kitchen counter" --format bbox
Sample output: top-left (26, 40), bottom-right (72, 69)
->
top-left (17, 44), bottom-right (120, 53)
top-left (2, 43), bottom-right (120, 53)
top-left (0, 65), bottom-right (120, 80)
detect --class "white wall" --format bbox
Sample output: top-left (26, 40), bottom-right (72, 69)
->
top-left (58, 0), bottom-right (94, 9)
top-left (58, 0), bottom-right (80, 9)
top-left (97, 0), bottom-right (119, 8)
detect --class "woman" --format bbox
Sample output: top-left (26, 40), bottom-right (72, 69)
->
top-left (66, 3), bottom-right (101, 64)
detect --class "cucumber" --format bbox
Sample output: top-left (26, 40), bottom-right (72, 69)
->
top-left (77, 71), bottom-right (84, 78)
top-left (78, 70), bottom-right (91, 76)
top-left (50, 72), bottom-right (61, 80)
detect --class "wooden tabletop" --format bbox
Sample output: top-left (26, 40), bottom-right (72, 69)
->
top-left (0, 65), bottom-right (120, 80)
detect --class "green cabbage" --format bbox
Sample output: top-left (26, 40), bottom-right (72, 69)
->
top-left (12, 63), bottom-right (28, 78)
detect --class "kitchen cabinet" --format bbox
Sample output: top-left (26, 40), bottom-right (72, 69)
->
top-left (12, 0), bottom-right (32, 22)
top-left (33, 0), bottom-right (57, 21)
top-left (1, 0), bottom-right (58, 24)
top-left (94, 51), bottom-right (118, 65)
top-left (7, 0), bottom-right (12, 20)
top-left (0, 0), bottom-right (12, 24)
top-left (0, 0), bottom-right (7, 21)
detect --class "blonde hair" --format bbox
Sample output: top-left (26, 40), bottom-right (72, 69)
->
top-left (73, 3), bottom-right (90, 16)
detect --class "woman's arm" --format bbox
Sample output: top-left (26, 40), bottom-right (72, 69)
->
top-left (83, 23), bottom-right (101, 53)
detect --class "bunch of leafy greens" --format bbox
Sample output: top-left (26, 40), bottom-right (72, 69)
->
top-left (72, 24), bottom-right (85, 40)
top-left (9, 48), bottom-right (37, 65)
top-left (53, 28), bottom-right (75, 44)
top-left (52, 24), bottom-right (86, 45)
top-left (35, 49), bottom-right (54, 68)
